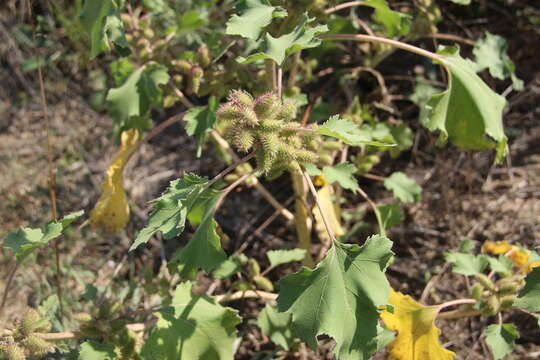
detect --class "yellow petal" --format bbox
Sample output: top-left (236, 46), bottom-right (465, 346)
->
top-left (508, 248), bottom-right (529, 269)
top-left (90, 129), bottom-right (139, 232)
top-left (482, 240), bottom-right (512, 255)
top-left (312, 182), bottom-right (345, 240)
top-left (381, 289), bottom-right (455, 360)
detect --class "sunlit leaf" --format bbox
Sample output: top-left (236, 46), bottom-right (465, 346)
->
top-left (79, 341), bottom-right (117, 360)
top-left (383, 172), bottom-right (422, 203)
top-left (380, 289), bottom-right (455, 360)
top-left (318, 116), bottom-right (394, 147)
top-left (445, 252), bottom-right (488, 276)
top-left (107, 64), bottom-right (169, 133)
top-left (322, 163), bottom-right (359, 192)
top-left (267, 249), bottom-right (307, 268)
top-left (378, 202), bottom-right (404, 230)
top-left (184, 96), bottom-right (218, 157)
top-left (80, 0), bottom-right (130, 59)
top-left (514, 267), bottom-right (540, 312)
top-left (141, 282), bottom-right (241, 360)
top-left (484, 323), bottom-right (519, 360)
top-left (226, 0), bottom-right (287, 40)
top-left (277, 235), bottom-right (394, 360)
top-left (238, 13), bottom-right (328, 65)
top-left (421, 46), bottom-right (508, 162)
top-left (90, 130), bottom-right (139, 233)
top-left (364, 0), bottom-right (411, 37)
top-left (473, 32), bottom-right (523, 90)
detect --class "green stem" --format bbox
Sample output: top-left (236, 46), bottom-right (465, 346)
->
top-left (356, 187), bottom-right (385, 237)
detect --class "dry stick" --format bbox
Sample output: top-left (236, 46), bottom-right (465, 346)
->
top-left (356, 186), bottom-right (385, 237)
top-left (359, 173), bottom-right (385, 182)
top-left (277, 66), bottom-right (283, 100)
top-left (211, 131), bottom-right (294, 221)
top-left (215, 171), bottom-right (256, 210)
top-left (207, 152), bottom-right (256, 189)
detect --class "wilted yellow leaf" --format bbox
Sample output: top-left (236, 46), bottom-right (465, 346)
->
top-left (381, 289), bottom-right (455, 360)
top-left (483, 241), bottom-right (531, 270)
top-left (312, 182), bottom-right (345, 240)
top-left (523, 261), bottom-right (540, 274)
top-left (90, 129), bottom-right (139, 232)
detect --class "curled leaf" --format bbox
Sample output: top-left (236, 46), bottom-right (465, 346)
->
top-left (90, 129), bottom-right (139, 232)
top-left (381, 289), bottom-right (455, 360)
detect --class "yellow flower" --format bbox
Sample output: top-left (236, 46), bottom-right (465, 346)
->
top-left (482, 240), bottom-right (512, 255)
top-left (89, 129), bottom-right (139, 232)
top-left (381, 289), bottom-right (455, 360)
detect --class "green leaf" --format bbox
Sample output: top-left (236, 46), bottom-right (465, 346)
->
top-left (277, 235), bottom-right (394, 360)
top-left (487, 255), bottom-right (513, 276)
top-left (3, 212), bottom-right (84, 262)
top-left (267, 249), bottom-right (307, 268)
top-left (378, 202), bottom-right (403, 229)
top-left (318, 116), bottom-right (394, 147)
top-left (107, 64), bottom-right (170, 133)
top-left (445, 252), bottom-right (488, 276)
top-left (257, 304), bottom-right (294, 350)
top-left (226, 0), bottom-right (286, 40)
top-left (79, 341), bottom-right (117, 360)
top-left (184, 97), bottom-right (218, 157)
top-left (473, 32), bottom-right (523, 91)
top-left (322, 163), bottom-right (359, 192)
top-left (421, 47), bottom-right (508, 162)
top-left (177, 11), bottom-right (207, 33)
top-left (514, 267), bottom-right (540, 312)
top-left (131, 174), bottom-right (209, 250)
top-left (484, 323), bottom-right (519, 360)
top-left (80, 0), bottom-right (130, 59)
top-left (212, 254), bottom-right (248, 279)
top-left (303, 163), bottom-right (322, 176)
top-left (238, 13), bottom-right (328, 65)
top-left (141, 282), bottom-right (241, 360)
top-left (383, 172), bottom-right (422, 203)
top-left (364, 0), bottom-right (411, 37)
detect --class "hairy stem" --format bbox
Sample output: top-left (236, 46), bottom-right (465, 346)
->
top-left (319, 34), bottom-right (443, 62)
top-left (291, 171), bottom-right (314, 267)
top-left (325, 1), bottom-right (365, 14)
top-left (437, 308), bottom-right (482, 320)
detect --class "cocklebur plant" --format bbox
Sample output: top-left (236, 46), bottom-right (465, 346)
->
top-left (217, 90), bottom-right (318, 174)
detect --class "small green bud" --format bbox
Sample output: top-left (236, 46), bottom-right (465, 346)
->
top-left (163, 95), bottom-right (177, 108)
top-left (253, 275), bottom-right (274, 292)
top-left (295, 149), bottom-right (318, 164)
top-left (322, 141), bottom-right (342, 151)
top-left (319, 154), bottom-right (333, 166)
top-left (500, 294), bottom-right (516, 310)
top-left (174, 60), bottom-right (192, 74)
top-left (497, 281), bottom-right (519, 296)
top-left (74, 312), bottom-right (93, 323)
top-left (233, 281), bottom-right (252, 291)
top-left (238, 107), bottom-right (259, 127)
top-left (232, 129), bottom-right (255, 152)
top-left (248, 259), bottom-right (261, 277)
top-left (217, 103), bottom-right (243, 121)
top-left (197, 46), bottom-right (211, 68)
top-left (143, 28), bottom-right (154, 39)
top-left (191, 65), bottom-right (204, 79)
top-left (261, 132), bottom-right (280, 158)
top-left (475, 273), bottom-right (496, 292)
top-left (482, 295), bottom-right (500, 316)
top-left (471, 283), bottom-right (483, 300)
top-left (173, 74), bottom-right (184, 84)
top-left (259, 119), bottom-right (283, 132)
top-left (188, 76), bottom-right (201, 95)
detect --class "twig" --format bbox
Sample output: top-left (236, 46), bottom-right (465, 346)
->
top-left (325, 1), bottom-right (365, 14)
top-left (359, 173), bottom-right (385, 182)
top-left (215, 170), bottom-right (256, 210)
top-left (215, 290), bottom-right (277, 303)
top-left (277, 66), bottom-right (283, 101)
top-left (437, 308), bottom-right (482, 320)
top-left (207, 152), bottom-right (256, 189)
top-left (291, 171), bottom-right (314, 267)
top-left (431, 33), bottom-right (476, 46)
top-left (0, 263), bottom-right (20, 318)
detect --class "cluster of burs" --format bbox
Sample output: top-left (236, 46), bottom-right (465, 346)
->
top-left (217, 90), bottom-right (319, 175)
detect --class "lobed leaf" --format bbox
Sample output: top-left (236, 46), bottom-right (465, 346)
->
top-left (421, 47), bottom-right (508, 162)
top-left (267, 249), bottom-right (307, 268)
top-left (484, 323), bottom-right (519, 360)
top-left (141, 282), bottom-right (241, 360)
top-left (80, 0), bottom-right (130, 59)
top-left (445, 252), bottom-right (488, 276)
top-left (318, 116), bottom-right (393, 147)
top-left (514, 267), bottom-right (540, 312)
top-left (322, 163), bottom-right (359, 192)
top-left (277, 235), bottom-right (394, 359)
top-left (184, 97), bottom-right (218, 157)
top-left (364, 0), bottom-right (411, 37)
top-left (257, 304), bottom-right (294, 350)
top-left (225, 0), bottom-right (287, 40)
top-left (383, 172), bottom-right (422, 203)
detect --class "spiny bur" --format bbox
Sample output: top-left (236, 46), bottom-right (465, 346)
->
top-left (217, 90), bottom-right (319, 174)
